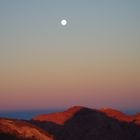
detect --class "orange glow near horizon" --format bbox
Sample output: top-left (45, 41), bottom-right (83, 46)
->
top-left (0, 1), bottom-right (140, 111)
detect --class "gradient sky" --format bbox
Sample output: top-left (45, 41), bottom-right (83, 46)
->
top-left (0, 0), bottom-right (140, 112)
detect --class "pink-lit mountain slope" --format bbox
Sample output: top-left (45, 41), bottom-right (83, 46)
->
top-left (0, 118), bottom-right (53, 140)
top-left (100, 108), bottom-right (140, 124)
top-left (33, 106), bottom-right (140, 125)
top-left (33, 106), bottom-right (83, 125)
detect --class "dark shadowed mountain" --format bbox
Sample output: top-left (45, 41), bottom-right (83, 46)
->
top-left (33, 106), bottom-right (140, 125)
top-left (31, 106), bottom-right (140, 140)
top-left (1, 106), bottom-right (140, 140)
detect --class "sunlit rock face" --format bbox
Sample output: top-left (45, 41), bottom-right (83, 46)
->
top-left (100, 108), bottom-right (140, 124)
top-left (1, 106), bottom-right (140, 140)
top-left (32, 106), bottom-right (140, 140)
top-left (33, 106), bottom-right (140, 125)
top-left (0, 118), bottom-right (53, 140)
top-left (33, 106), bottom-right (83, 125)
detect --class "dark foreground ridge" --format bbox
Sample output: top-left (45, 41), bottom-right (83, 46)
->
top-left (0, 106), bottom-right (140, 140)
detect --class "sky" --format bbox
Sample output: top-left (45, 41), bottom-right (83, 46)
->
top-left (0, 0), bottom-right (140, 113)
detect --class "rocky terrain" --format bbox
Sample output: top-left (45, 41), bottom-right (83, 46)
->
top-left (0, 106), bottom-right (140, 140)
top-left (32, 106), bottom-right (82, 125)
top-left (100, 108), bottom-right (140, 124)
top-left (33, 106), bottom-right (140, 125)
top-left (31, 106), bottom-right (140, 140)
top-left (0, 118), bottom-right (53, 140)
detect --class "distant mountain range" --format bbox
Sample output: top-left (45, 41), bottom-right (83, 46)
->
top-left (33, 106), bottom-right (140, 125)
top-left (0, 106), bottom-right (140, 140)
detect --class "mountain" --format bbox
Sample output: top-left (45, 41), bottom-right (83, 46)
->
top-left (33, 106), bottom-right (82, 125)
top-left (101, 108), bottom-right (140, 124)
top-left (133, 113), bottom-right (140, 124)
top-left (31, 106), bottom-right (140, 140)
top-left (0, 118), bottom-right (53, 140)
top-left (100, 108), bottom-right (134, 122)
top-left (1, 106), bottom-right (140, 140)
top-left (33, 106), bottom-right (140, 125)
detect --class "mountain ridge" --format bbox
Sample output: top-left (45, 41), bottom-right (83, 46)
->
top-left (31, 106), bottom-right (140, 140)
top-left (33, 106), bottom-right (140, 125)
top-left (1, 106), bottom-right (140, 140)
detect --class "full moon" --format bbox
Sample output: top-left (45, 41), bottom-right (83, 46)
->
top-left (61, 19), bottom-right (67, 26)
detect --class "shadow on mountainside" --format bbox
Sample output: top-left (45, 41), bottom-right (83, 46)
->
top-left (31, 108), bottom-right (140, 140)
top-left (0, 133), bottom-right (37, 140)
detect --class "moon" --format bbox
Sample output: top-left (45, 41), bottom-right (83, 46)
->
top-left (61, 19), bottom-right (67, 26)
